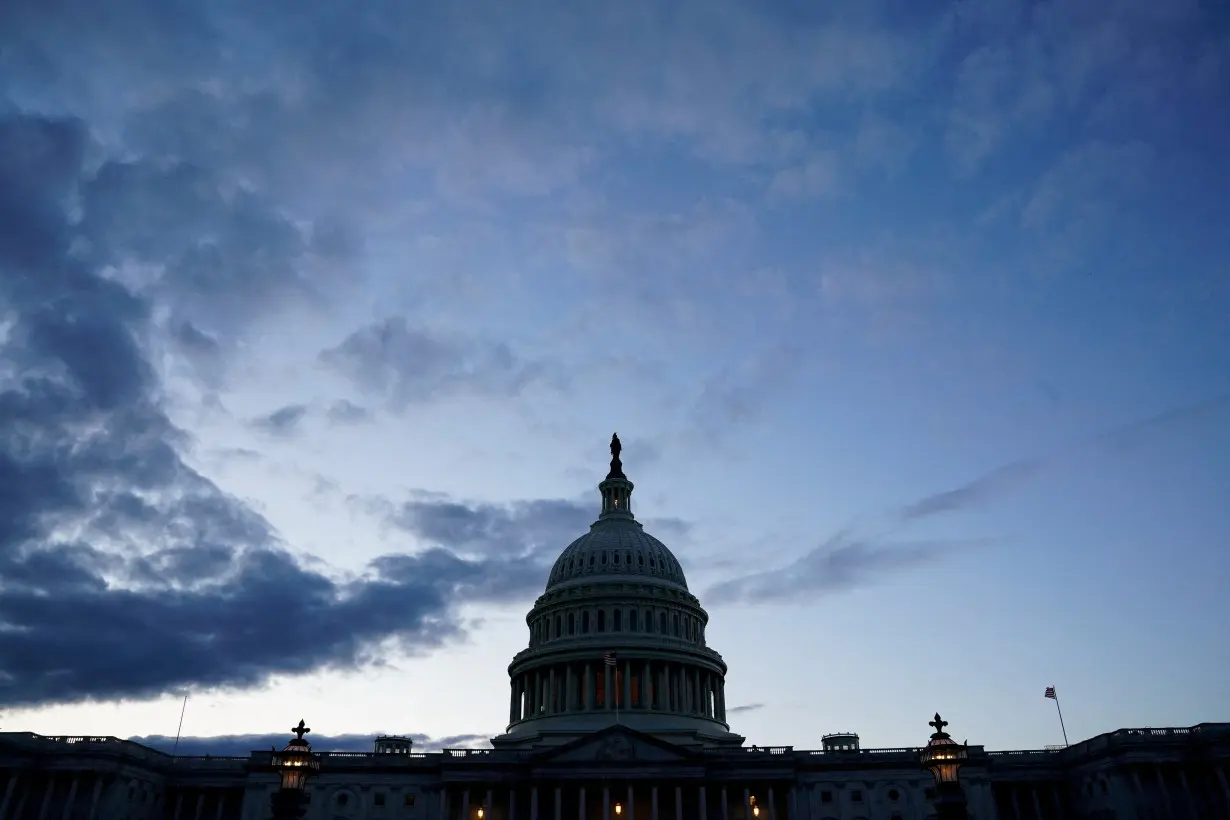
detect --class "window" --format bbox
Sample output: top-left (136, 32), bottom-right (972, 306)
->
top-left (555, 615), bottom-right (561, 637)
top-left (820, 791), bottom-right (833, 803)
top-left (374, 794), bottom-right (386, 807)
top-left (613, 609), bottom-right (622, 631)
top-left (598, 610), bottom-right (606, 632)
top-left (888, 789), bottom-right (899, 801)
top-left (404, 795), bottom-right (416, 807)
top-left (659, 613), bottom-right (667, 633)
top-left (629, 609), bottom-right (638, 632)
top-left (582, 611), bottom-right (590, 633)
top-left (924, 787), bottom-right (935, 800)
top-left (337, 794), bottom-right (350, 807)
top-left (851, 790), bottom-right (863, 802)
top-left (568, 612), bottom-right (575, 634)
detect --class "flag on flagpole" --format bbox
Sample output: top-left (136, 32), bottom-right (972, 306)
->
top-left (1044, 686), bottom-right (1057, 699)
top-left (603, 651), bottom-right (617, 666)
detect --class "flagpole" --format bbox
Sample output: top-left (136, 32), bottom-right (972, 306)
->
top-left (172, 694), bottom-right (188, 755)
top-left (1053, 694), bottom-right (1069, 747)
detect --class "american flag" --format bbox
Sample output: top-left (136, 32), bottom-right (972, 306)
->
top-left (1044, 686), bottom-right (1057, 700)
top-left (603, 652), bottom-right (617, 666)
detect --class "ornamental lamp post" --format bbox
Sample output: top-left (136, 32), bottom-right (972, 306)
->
top-left (919, 713), bottom-right (970, 820)
top-left (270, 720), bottom-right (320, 820)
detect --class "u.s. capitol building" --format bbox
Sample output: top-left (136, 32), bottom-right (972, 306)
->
top-left (2, 440), bottom-right (1228, 820)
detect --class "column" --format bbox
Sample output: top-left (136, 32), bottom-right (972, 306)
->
top-left (0, 776), bottom-right (18, 820)
top-left (742, 789), bottom-right (751, 820)
top-left (695, 673), bottom-right (703, 716)
top-left (579, 787), bottom-right (586, 820)
top-left (533, 671), bottom-right (541, 715)
top-left (697, 786), bottom-right (705, 820)
top-left (623, 660), bottom-right (632, 711)
top-left (462, 790), bottom-right (471, 820)
top-left (768, 787), bottom-right (776, 820)
top-left (585, 663), bottom-right (594, 710)
top-left (651, 787), bottom-right (659, 820)
top-left (37, 777), bottom-right (55, 820)
top-left (173, 793), bottom-right (184, 820)
top-left (1009, 786), bottom-right (1022, 820)
top-left (1178, 770), bottom-right (1197, 819)
top-left (645, 661), bottom-right (654, 710)
top-left (486, 790), bottom-right (494, 820)
top-left (720, 788), bottom-right (728, 820)
top-left (659, 666), bottom-right (669, 710)
top-left (194, 793), bottom-right (205, 820)
top-left (11, 781), bottom-right (29, 820)
top-left (1156, 765), bottom-right (1175, 820)
top-left (1030, 787), bottom-right (1042, 820)
top-left (1216, 766), bottom-right (1230, 816)
top-left (549, 668), bottom-right (556, 714)
top-left (674, 787), bottom-right (682, 820)
top-left (555, 788), bottom-right (562, 820)
top-left (566, 665), bottom-right (575, 711)
top-left (626, 786), bottom-right (635, 820)
top-left (605, 663), bottom-right (613, 710)
top-left (439, 787), bottom-right (450, 820)
top-left (602, 787), bottom-right (610, 820)
top-left (530, 788), bottom-right (538, 820)
top-left (509, 789), bottom-right (517, 820)
top-left (215, 792), bottom-right (225, 820)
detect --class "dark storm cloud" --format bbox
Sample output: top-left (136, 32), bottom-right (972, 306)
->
top-left (0, 113), bottom-right (543, 709)
top-left (252, 404), bottom-right (310, 437)
top-left (130, 731), bottom-right (493, 756)
top-left (320, 317), bottom-right (561, 409)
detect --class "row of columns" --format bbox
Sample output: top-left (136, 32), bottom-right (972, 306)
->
top-left (0, 773), bottom-right (107, 820)
top-left (510, 661), bottom-right (726, 724)
top-left (1126, 761), bottom-right (1230, 820)
top-left (439, 784), bottom-right (785, 820)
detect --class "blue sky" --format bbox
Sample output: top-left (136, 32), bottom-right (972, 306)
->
top-left (1, 0), bottom-right (1227, 754)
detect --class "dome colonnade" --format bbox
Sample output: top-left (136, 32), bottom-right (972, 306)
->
top-left (494, 435), bottom-right (740, 748)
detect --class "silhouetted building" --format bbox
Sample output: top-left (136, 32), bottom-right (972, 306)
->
top-left (2, 440), bottom-right (1228, 820)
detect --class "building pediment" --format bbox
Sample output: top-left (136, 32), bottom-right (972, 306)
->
top-left (534, 726), bottom-right (698, 764)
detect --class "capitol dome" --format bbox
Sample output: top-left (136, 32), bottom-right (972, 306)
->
top-left (491, 435), bottom-right (743, 751)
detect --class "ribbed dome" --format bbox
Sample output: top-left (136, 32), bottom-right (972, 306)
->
top-left (545, 518), bottom-right (689, 591)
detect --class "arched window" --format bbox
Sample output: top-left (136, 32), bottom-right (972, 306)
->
top-left (568, 612), bottom-right (575, 634)
top-left (582, 611), bottom-right (590, 633)
top-left (598, 610), bottom-right (606, 632)
top-left (555, 615), bottom-right (561, 638)
top-left (613, 609), bottom-right (622, 631)
top-left (659, 612), bottom-right (668, 633)
top-left (629, 610), bottom-right (638, 632)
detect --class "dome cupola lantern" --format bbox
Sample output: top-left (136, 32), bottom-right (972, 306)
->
top-left (491, 436), bottom-right (744, 751)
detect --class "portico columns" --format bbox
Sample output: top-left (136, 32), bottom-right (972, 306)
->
top-left (0, 776), bottom-right (17, 820)
top-left (720, 787), bottom-right (728, 820)
top-left (602, 787), bottom-right (610, 820)
top-left (651, 786), bottom-right (659, 820)
top-left (626, 785), bottom-right (635, 820)
top-left (697, 786), bottom-right (705, 820)
top-left (674, 787), bottom-right (682, 820)
top-left (36, 776), bottom-right (54, 820)
top-left (1217, 765), bottom-right (1230, 814)
top-left (768, 787), bottom-right (776, 820)
top-left (530, 786), bottom-right (539, 820)
top-left (578, 787), bottom-right (585, 820)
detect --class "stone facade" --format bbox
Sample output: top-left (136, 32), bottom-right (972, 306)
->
top-left (3, 441), bottom-right (1228, 820)
top-left (2, 723), bottom-right (1229, 820)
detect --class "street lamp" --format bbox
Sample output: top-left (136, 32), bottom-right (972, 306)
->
top-left (270, 720), bottom-right (320, 820)
top-left (919, 713), bottom-right (970, 820)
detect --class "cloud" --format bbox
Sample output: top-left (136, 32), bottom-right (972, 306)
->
top-left (377, 492), bottom-right (694, 598)
top-left (0, 113), bottom-right (555, 709)
top-left (252, 404), bottom-right (310, 437)
top-left (704, 529), bottom-right (972, 605)
top-left (326, 399), bottom-right (371, 425)
top-left (129, 731), bottom-right (494, 756)
top-left (320, 318), bottom-right (560, 410)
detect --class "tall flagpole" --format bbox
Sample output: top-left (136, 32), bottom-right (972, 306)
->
top-left (172, 694), bottom-right (188, 755)
top-left (1046, 686), bottom-right (1069, 746)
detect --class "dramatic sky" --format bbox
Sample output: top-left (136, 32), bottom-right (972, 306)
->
top-left (2, 0), bottom-right (1228, 755)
